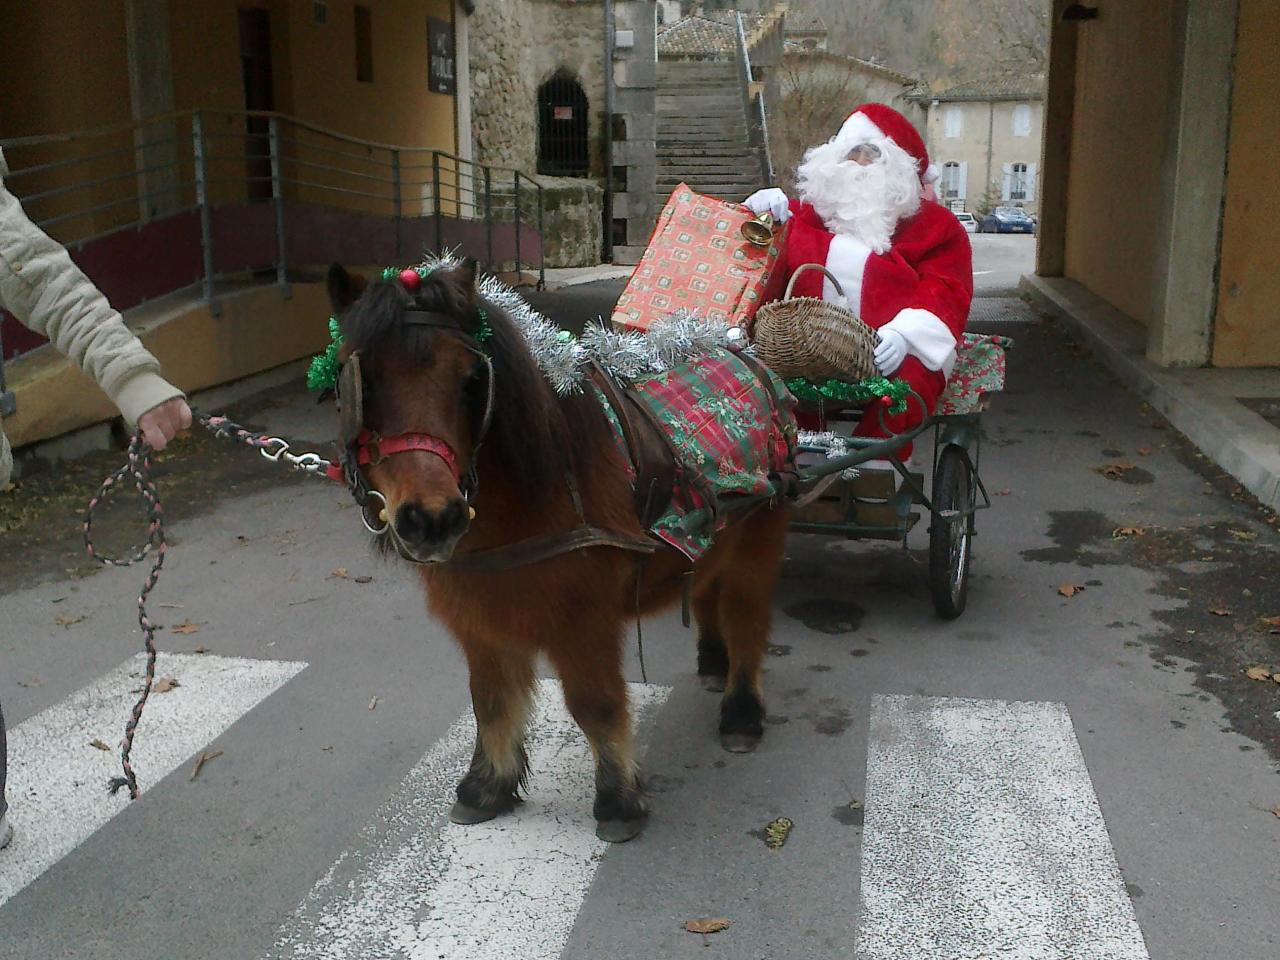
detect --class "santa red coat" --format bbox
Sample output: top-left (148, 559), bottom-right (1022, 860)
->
top-left (784, 197), bottom-right (972, 379)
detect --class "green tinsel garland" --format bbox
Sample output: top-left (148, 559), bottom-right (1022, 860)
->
top-left (784, 375), bottom-right (911, 414)
top-left (307, 316), bottom-right (343, 392)
top-left (306, 266), bottom-right (495, 393)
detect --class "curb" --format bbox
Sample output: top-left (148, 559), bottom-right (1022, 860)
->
top-left (1020, 274), bottom-right (1280, 512)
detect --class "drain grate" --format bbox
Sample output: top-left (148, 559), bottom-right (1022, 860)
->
top-left (969, 297), bottom-right (1041, 324)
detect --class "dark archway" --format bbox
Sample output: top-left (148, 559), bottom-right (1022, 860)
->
top-left (537, 70), bottom-right (589, 177)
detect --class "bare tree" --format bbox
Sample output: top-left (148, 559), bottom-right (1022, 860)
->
top-left (770, 55), bottom-right (875, 192)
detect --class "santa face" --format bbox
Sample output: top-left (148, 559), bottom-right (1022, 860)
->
top-left (795, 127), bottom-right (923, 254)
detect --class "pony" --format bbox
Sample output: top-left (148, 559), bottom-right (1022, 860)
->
top-left (326, 259), bottom-right (789, 842)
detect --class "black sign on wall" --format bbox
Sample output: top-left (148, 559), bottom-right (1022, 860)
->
top-left (428, 17), bottom-right (456, 95)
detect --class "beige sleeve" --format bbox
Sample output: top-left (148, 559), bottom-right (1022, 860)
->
top-left (0, 177), bottom-right (183, 425)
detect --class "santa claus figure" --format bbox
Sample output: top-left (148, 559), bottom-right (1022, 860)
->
top-left (745, 102), bottom-right (972, 461)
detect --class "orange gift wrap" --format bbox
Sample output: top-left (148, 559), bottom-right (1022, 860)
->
top-left (611, 184), bottom-right (789, 333)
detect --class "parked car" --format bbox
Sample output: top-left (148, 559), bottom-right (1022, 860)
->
top-left (953, 211), bottom-right (978, 234)
top-left (977, 206), bottom-right (1035, 234)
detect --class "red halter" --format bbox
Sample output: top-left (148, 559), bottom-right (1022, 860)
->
top-left (325, 429), bottom-right (458, 483)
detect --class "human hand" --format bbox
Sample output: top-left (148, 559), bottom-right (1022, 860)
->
top-left (743, 188), bottom-right (791, 223)
top-left (137, 397), bottom-right (192, 451)
top-left (874, 329), bottom-right (908, 376)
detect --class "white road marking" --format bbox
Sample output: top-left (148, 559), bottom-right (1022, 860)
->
top-left (0, 653), bottom-right (307, 907)
top-left (972, 270), bottom-right (994, 275)
top-left (858, 695), bottom-right (1150, 960)
top-left (269, 678), bottom-right (671, 960)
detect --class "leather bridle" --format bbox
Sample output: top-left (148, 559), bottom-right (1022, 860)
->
top-left (331, 309), bottom-right (494, 535)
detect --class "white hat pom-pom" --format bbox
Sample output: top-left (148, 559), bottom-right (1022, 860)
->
top-left (923, 162), bottom-right (941, 184)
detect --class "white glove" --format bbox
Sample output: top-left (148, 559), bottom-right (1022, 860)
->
top-left (874, 328), bottom-right (908, 376)
top-left (743, 187), bottom-right (791, 223)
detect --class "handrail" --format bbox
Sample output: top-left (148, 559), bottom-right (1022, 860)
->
top-left (733, 13), bottom-right (770, 187)
top-left (0, 107), bottom-right (548, 397)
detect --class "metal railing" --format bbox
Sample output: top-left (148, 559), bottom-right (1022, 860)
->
top-left (734, 13), bottom-right (774, 186)
top-left (0, 108), bottom-right (545, 384)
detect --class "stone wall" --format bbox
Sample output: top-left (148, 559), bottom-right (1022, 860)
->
top-left (537, 177), bottom-right (604, 268)
top-left (468, 0), bottom-right (608, 177)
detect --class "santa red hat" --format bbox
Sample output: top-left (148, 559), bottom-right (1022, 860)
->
top-left (838, 103), bottom-right (940, 186)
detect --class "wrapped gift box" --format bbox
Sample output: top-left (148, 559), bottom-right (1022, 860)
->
top-left (612, 183), bottom-right (788, 333)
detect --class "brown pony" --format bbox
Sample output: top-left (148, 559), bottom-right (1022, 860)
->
top-left (327, 259), bottom-right (789, 842)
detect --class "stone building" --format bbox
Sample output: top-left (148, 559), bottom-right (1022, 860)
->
top-left (908, 75), bottom-right (1046, 217)
top-left (465, 0), bottom-right (657, 264)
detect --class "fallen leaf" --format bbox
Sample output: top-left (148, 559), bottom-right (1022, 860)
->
top-left (1058, 583), bottom-right (1085, 598)
top-left (153, 676), bottom-right (181, 693)
top-left (763, 816), bottom-right (793, 850)
top-left (368, 696), bottom-right (379, 710)
top-left (1245, 665), bottom-right (1273, 682)
top-left (1112, 526), bottom-right (1145, 539)
top-left (1272, 804), bottom-right (1280, 819)
top-left (353, 575), bottom-right (373, 584)
top-left (1229, 529), bottom-right (1258, 542)
top-left (1137, 446), bottom-right (1153, 456)
top-left (684, 918), bottom-right (730, 935)
top-left (1209, 607), bottom-right (1232, 617)
top-left (189, 749), bottom-right (223, 781)
top-left (1097, 461), bottom-right (1137, 480)
top-left (193, 645), bottom-right (209, 654)
top-left (994, 488), bottom-right (1012, 496)
top-left (90, 738), bottom-right (111, 752)
top-left (171, 620), bottom-right (201, 635)
top-left (1260, 615), bottom-right (1280, 629)
top-left (54, 613), bottom-right (86, 628)
top-left (330, 567), bottom-right (349, 579)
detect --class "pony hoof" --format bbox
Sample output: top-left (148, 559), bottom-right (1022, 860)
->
top-left (595, 817), bottom-right (646, 843)
top-left (719, 732), bottom-right (761, 754)
top-left (699, 674), bottom-right (727, 693)
top-left (449, 801), bottom-right (506, 825)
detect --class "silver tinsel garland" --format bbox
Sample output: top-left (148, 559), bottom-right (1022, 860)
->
top-left (421, 253), bottom-right (739, 395)
top-left (796, 430), bottom-right (861, 479)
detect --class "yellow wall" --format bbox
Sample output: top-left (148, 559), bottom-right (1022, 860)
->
top-left (1062, 0), bottom-right (1173, 326)
top-left (0, 0), bottom-right (134, 241)
top-left (1212, 0), bottom-right (1280, 367)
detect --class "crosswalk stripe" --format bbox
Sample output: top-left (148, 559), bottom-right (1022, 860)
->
top-left (858, 695), bottom-right (1150, 960)
top-left (268, 678), bottom-right (671, 960)
top-left (0, 652), bottom-right (307, 908)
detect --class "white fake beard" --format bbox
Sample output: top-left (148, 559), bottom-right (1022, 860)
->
top-left (795, 136), bottom-right (923, 253)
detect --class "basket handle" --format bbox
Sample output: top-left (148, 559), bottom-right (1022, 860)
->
top-left (784, 263), bottom-right (845, 301)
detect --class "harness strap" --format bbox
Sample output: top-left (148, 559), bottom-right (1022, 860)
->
top-left (446, 524), bottom-right (657, 573)
top-left (353, 429), bottom-right (458, 478)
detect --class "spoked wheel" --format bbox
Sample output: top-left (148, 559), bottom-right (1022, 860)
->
top-left (929, 445), bottom-right (975, 619)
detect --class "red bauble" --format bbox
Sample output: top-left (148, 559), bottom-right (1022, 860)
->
top-left (399, 268), bottom-right (422, 291)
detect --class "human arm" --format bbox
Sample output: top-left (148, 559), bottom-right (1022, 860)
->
top-left (0, 172), bottom-right (188, 446)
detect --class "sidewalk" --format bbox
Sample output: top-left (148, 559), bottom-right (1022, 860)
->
top-left (1021, 274), bottom-right (1280, 512)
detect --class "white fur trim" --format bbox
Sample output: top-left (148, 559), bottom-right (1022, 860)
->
top-left (837, 111), bottom-right (886, 147)
top-left (923, 163), bottom-right (941, 184)
top-left (823, 234), bottom-right (871, 312)
top-left (881, 308), bottom-right (957, 377)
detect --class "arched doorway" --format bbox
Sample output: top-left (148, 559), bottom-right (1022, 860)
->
top-left (537, 70), bottom-right (589, 177)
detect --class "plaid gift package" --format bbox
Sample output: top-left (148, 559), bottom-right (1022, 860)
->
top-left (611, 183), bottom-right (789, 332)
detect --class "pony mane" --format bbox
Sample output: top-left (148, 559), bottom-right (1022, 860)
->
top-left (340, 271), bottom-right (610, 491)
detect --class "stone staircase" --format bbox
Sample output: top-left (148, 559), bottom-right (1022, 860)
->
top-left (656, 60), bottom-right (765, 212)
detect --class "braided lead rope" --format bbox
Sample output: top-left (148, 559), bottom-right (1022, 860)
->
top-left (85, 411), bottom-right (333, 799)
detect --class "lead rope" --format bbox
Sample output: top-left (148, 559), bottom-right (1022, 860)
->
top-left (85, 411), bottom-right (333, 799)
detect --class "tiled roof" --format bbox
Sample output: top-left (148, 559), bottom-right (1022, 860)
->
top-left (784, 10), bottom-right (826, 34)
top-left (781, 46), bottom-right (921, 87)
top-left (920, 73), bottom-right (1047, 101)
top-left (658, 15), bottom-right (737, 56)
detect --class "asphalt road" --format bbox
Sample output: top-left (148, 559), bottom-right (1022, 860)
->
top-left (1, 266), bottom-right (1277, 959)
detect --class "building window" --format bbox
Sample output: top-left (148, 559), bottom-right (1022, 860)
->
top-left (354, 5), bottom-right (373, 83)
top-left (944, 106), bottom-right (963, 139)
top-left (313, 0), bottom-right (327, 25)
top-left (1010, 162), bottom-right (1028, 200)
top-left (1012, 103), bottom-right (1032, 137)
top-left (538, 70), bottom-right (590, 177)
top-left (942, 161), bottom-right (961, 199)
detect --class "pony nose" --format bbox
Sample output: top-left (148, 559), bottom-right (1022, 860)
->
top-left (395, 499), bottom-right (469, 549)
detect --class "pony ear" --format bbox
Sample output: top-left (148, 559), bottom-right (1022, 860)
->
top-left (453, 258), bottom-right (478, 302)
top-left (327, 263), bottom-right (368, 314)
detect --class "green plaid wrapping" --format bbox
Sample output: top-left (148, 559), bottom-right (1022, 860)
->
top-left (597, 348), bottom-right (797, 561)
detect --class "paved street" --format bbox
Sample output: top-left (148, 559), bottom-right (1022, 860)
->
top-left (2, 259), bottom-right (1278, 959)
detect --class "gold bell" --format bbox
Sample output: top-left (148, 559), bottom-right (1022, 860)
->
top-left (378, 507), bottom-right (389, 524)
top-left (468, 505), bottom-right (476, 520)
top-left (740, 211), bottom-right (774, 247)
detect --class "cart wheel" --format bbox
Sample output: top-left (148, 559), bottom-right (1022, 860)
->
top-left (929, 445), bottom-right (974, 620)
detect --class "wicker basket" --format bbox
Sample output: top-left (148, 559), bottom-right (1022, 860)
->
top-left (751, 263), bottom-right (878, 382)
